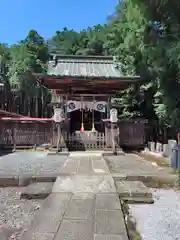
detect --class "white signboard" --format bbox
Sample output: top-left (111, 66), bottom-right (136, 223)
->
top-left (53, 108), bottom-right (64, 122)
top-left (110, 108), bottom-right (118, 122)
top-left (66, 101), bottom-right (107, 112)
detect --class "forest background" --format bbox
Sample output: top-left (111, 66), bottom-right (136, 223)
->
top-left (0, 0), bottom-right (179, 139)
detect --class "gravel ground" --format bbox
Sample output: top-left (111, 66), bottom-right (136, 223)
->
top-left (0, 187), bottom-right (43, 240)
top-left (129, 189), bottom-right (180, 240)
top-left (0, 152), bottom-right (68, 176)
top-left (105, 154), bottom-right (172, 175)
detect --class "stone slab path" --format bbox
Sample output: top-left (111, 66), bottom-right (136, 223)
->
top-left (20, 152), bottom-right (129, 240)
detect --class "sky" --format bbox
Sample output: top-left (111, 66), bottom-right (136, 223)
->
top-left (0, 0), bottom-right (118, 45)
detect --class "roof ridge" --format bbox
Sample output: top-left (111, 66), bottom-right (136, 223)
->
top-left (53, 59), bottom-right (114, 64)
top-left (50, 54), bottom-right (114, 61)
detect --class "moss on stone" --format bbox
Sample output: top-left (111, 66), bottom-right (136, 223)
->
top-left (121, 201), bottom-right (142, 240)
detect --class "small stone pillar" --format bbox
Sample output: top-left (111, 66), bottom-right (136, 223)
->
top-left (53, 99), bottom-right (68, 152)
top-left (111, 122), bottom-right (120, 154)
top-left (110, 108), bottom-right (119, 154)
top-left (104, 121), bottom-right (111, 149)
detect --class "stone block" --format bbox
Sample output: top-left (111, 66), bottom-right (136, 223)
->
top-left (92, 159), bottom-right (110, 174)
top-left (112, 174), bottom-right (127, 182)
top-left (52, 175), bottom-right (116, 194)
top-left (20, 182), bottom-right (54, 199)
top-left (0, 175), bottom-right (19, 187)
top-left (31, 174), bottom-right (57, 182)
top-left (163, 144), bottom-right (169, 157)
top-left (64, 198), bottom-right (94, 220)
top-left (95, 194), bottom-right (121, 210)
top-left (95, 209), bottom-right (126, 235)
top-left (149, 142), bottom-right (155, 152)
top-left (116, 181), bottom-right (152, 198)
top-left (18, 175), bottom-right (32, 186)
top-left (72, 192), bottom-right (95, 199)
top-left (168, 139), bottom-right (177, 158)
top-left (78, 158), bottom-right (93, 174)
top-left (21, 232), bottom-right (55, 240)
top-left (94, 234), bottom-right (128, 240)
top-left (156, 142), bottom-right (162, 152)
top-left (55, 219), bottom-right (93, 240)
top-left (60, 158), bottom-right (79, 174)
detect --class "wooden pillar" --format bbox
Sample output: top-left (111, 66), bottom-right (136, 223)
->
top-left (51, 121), bottom-right (55, 147)
top-left (104, 97), bottom-right (111, 149)
top-left (13, 122), bottom-right (17, 152)
top-left (34, 122), bottom-right (38, 150)
top-left (107, 97), bottom-right (110, 119)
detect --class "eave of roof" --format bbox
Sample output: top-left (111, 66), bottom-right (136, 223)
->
top-left (35, 73), bottom-right (140, 81)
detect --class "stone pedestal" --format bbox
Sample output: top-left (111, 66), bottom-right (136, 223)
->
top-left (156, 142), bottom-right (162, 152)
top-left (163, 144), bottom-right (169, 157)
top-left (149, 141), bottom-right (155, 152)
top-left (168, 139), bottom-right (177, 158)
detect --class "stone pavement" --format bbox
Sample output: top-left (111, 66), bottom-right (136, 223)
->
top-left (20, 152), bottom-right (129, 240)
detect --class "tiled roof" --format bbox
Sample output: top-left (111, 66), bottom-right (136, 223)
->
top-left (47, 55), bottom-right (123, 79)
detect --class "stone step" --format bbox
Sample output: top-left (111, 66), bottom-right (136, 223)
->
top-left (52, 175), bottom-right (116, 194)
top-left (59, 154), bottom-right (110, 174)
top-left (115, 180), bottom-right (153, 199)
top-left (20, 182), bottom-right (54, 199)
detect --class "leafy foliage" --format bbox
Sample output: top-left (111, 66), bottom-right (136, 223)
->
top-left (0, 1), bottom-right (180, 133)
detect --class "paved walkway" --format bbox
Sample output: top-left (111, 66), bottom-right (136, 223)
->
top-left (21, 152), bottom-right (129, 240)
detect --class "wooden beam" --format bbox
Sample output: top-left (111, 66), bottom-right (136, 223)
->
top-left (55, 93), bottom-right (111, 97)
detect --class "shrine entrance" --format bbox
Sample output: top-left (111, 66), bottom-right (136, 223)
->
top-left (69, 109), bottom-right (104, 133)
top-left (67, 104), bottom-right (106, 151)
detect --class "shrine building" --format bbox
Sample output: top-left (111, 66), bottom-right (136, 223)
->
top-left (35, 54), bottom-right (141, 151)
